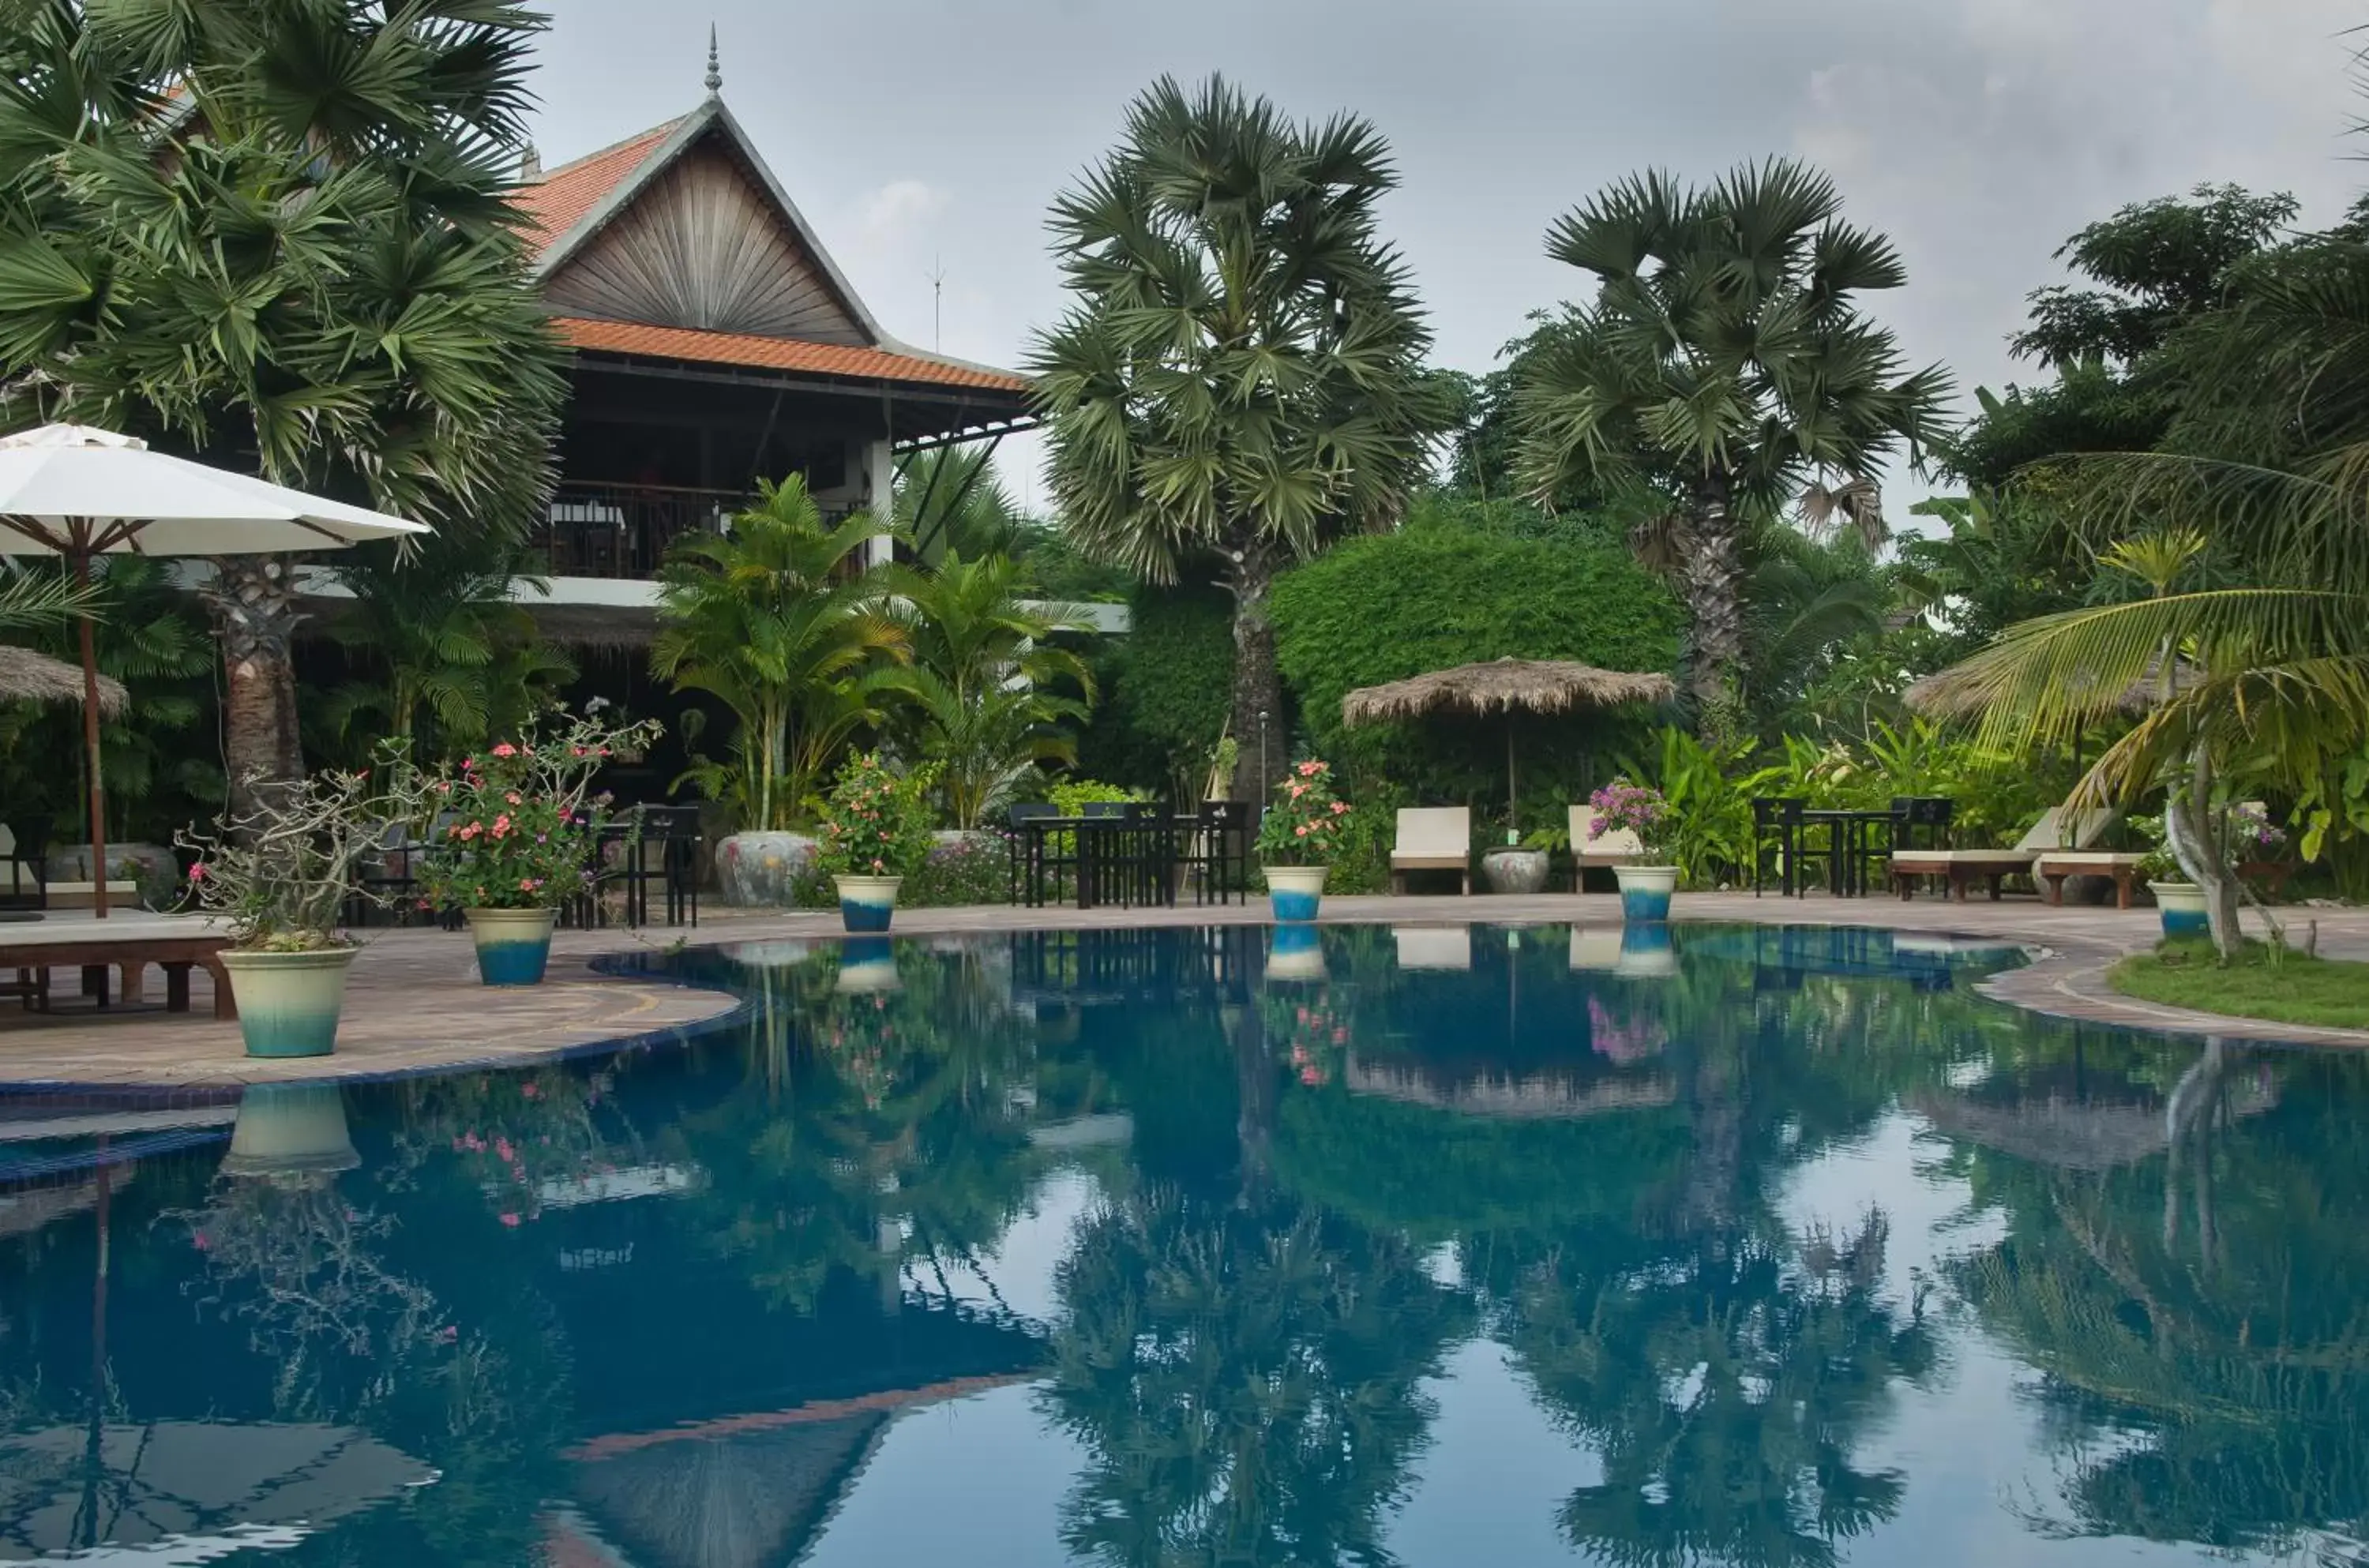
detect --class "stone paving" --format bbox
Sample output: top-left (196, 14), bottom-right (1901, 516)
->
top-left (3, 890), bottom-right (2365, 1086)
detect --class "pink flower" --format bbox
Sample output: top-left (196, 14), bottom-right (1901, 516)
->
top-left (192, 1232), bottom-right (208, 1251)
top-left (520, 1082), bottom-right (539, 1098)
top-left (436, 1326), bottom-right (459, 1344)
top-left (1294, 823), bottom-right (1310, 837)
top-left (492, 743), bottom-right (518, 758)
top-left (498, 1213), bottom-right (521, 1228)
top-left (1330, 801), bottom-right (1350, 814)
top-left (187, 862), bottom-right (207, 882)
top-left (494, 1138), bottom-right (514, 1161)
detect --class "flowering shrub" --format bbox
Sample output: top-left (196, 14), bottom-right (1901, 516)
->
top-left (2231, 802), bottom-right (2289, 857)
top-left (1588, 778), bottom-right (1677, 862)
top-left (816, 753), bottom-right (938, 880)
top-left (1254, 758), bottom-right (1353, 865)
top-left (1265, 992), bottom-right (1352, 1086)
top-left (415, 714), bottom-right (660, 912)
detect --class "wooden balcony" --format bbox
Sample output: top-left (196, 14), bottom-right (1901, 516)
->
top-left (532, 480), bottom-right (866, 580)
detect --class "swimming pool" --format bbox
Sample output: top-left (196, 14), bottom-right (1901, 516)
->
top-left (0, 922), bottom-right (2361, 1566)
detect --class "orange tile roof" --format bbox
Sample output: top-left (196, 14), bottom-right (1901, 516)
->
top-left (550, 316), bottom-right (1032, 396)
top-left (515, 120), bottom-right (679, 253)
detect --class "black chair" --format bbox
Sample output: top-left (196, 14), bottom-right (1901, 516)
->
top-left (1, 817), bottom-right (49, 916)
top-left (608, 805), bottom-right (701, 928)
top-left (1751, 797), bottom-right (1835, 898)
top-left (1008, 803), bottom-right (1060, 906)
top-left (1191, 800), bottom-right (1252, 906)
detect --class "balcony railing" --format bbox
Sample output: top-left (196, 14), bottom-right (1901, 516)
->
top-left (534, 482), bottom-right (740, 580)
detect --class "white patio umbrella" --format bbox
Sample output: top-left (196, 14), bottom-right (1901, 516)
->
top-left (0, 425), bottom-right (429, 916)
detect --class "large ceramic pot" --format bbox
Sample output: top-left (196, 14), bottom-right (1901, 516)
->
top-left (2150, 880), bottom-right (2210, 940)
top-left (1612, 864), bottom-right (1680, 922)
top-left (1611, 867), bottom-right (1687, 928)
top-left (466, 907), bottom-right (557, 986)
top-left (832, 874), bottom-right (903, 933)
top-left (221, 1083), bottom-right (360, 1177)
top-left (219, 947), bottom-right (358, 1059)
top-left (1481, 847), bottom-right (1549, 895)
top-left (1263, 864), bottom-right (1329, 923)
top-left (715, 831), bottom-right (818, 907)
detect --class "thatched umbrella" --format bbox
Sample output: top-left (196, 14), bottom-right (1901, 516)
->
top-left (0, 644), bottom-right (127, 714)
top-left (1341, 658), bottom-right (1676, 825)
top-left (1905, 655), bottom-right (2204, 773)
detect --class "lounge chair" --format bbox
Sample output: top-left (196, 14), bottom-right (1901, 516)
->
top-left (1887, 806), bottom-right (2116, 902)
top-left (1569, 927), bottom-right (1624, 970)
top-left (1393, 926), bottom-right (1473, 970)
top-left (1390, 808), bottom-right (1470, 895)
top-left (2031, 850), bottom-right (2149, 910)
top-left (1570, 805), bottom-right (1646, 877)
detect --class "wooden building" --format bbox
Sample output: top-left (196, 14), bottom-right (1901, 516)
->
top-left (509, 56), bottom-right (1034, 628)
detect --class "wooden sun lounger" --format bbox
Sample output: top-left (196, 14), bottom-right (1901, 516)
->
top-left (1570, 806), bottom-right (1646, 870)
top-left (1391, 808), bottom-right (1471, 895)
top-left (1887, 806), bottom-right (2119, 902)
top-left (0, 922), bottom-right (235, 1019)
top-left (2032, 851), bottom-right (2149, 910)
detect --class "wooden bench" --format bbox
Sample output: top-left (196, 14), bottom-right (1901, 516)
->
top-left (0, 926), bottom-right (235, 1019)
top-left (1887, 850), bottom-right (2035, 902)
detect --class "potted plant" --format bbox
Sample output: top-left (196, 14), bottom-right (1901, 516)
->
top-left (2130, 814), bottom-right (2209, 940)
top-left (416, 712), bottom-right (661, 987)
top-left (1590, 779), bottom-right (1679, 921)
top-left (1256, 758), bottom-right (1352, 922)
top-left (176, 760), bottom-right (426, 1058)
top-left (815, 752), bottom-right (937, 932)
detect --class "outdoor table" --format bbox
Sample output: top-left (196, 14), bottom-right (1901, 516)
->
top-left (1015, 812), bottom-right (1188, 910)
top-left (1797, 808), bottom-right (1899, 897)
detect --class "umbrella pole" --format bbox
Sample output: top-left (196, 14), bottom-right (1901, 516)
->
top-left (73, 549), bottom-right (109, 919)
top-left (1506, 716), bottom-right (1518, 841)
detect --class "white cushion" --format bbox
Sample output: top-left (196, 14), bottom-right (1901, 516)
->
top-left (1393, 807), bottom-right (1470, 857)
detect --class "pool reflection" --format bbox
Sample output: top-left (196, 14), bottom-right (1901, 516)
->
top-left (0, 924), bottom-right (2362, 1567)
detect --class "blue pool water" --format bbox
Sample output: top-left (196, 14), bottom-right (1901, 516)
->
top-left (0, 922), bottom-right (2363, 1566)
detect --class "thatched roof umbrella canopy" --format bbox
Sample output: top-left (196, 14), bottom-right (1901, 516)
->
top-left (0, 643), bottom-right (126, 715)
top-left (1341, 658), bottom-right (1676, 824)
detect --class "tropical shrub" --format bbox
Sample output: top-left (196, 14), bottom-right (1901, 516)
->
top-left (815, 754), bottom-right (937, 880)
top-left (907, 834), bottom-right (1011, 906)
top-left (1254, 759), bottom-right (1353, 866)
top-left (414, 716), bottom-right (659, 912)
top-left (1616, 728), bottom-right (1766, 888)
top-left (1271, 523), bottom-right (1679, 810)
top-left (177, 757), bottom-right (426, 951)
top-left (1074, 583), bottom-right (1236, 796)
top-left (1048, 778), bottom-right (1148, 816)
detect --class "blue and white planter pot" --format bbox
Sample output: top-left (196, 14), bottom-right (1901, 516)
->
top-left (221, 1083), bottom-right (360, 1176)
top-left (219, 947), bottom-right (357, 1059)
top-left (467, 907), bottom-right (558, 987)
top-left (1263, 864), bottom-right (1330, 924)
top-left (1613, 865), bottom-right (1680, 923)
top-left (835, 936), bottom-right (903, 993)
top-left (1616, 922), bottom-right (1678, 977)
top-left (2151, 880), bottom-right (2210, 940)
top-left (1267, 921), bottom-right (1327, 981)
top-left (833, 874), bottom-right (903, 933)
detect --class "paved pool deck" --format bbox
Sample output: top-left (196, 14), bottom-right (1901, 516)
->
top-left (3, 891), bottom-right (2365, 1087)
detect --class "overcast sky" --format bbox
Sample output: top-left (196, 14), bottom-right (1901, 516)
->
top-left (526, 0), bottom-right (2367, 514)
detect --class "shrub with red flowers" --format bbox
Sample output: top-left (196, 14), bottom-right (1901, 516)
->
top-left (415, 712), bottom-right (661, 912)
top-left (1254, 757), bottom-right (1353, 866)
top-left (815, 752), bottom-right (939, 880)
top-left (1264, 992), bottom-right (1353, 1086)
top-left (1588, 778), bottom-right (1677, 861)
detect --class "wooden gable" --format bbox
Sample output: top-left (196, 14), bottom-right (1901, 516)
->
top-left (539, 134), bottom-right (870, 347)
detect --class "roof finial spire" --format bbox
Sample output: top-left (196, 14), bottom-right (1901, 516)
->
top-left (704, 24), bottom-right (721, 96)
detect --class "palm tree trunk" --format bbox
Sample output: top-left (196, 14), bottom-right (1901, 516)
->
top-left (1223, 541), bottom-right (1285, 802)
top-left (2165, 745), bottom-right (2242, 958)
top-left (1681, 477), bottom-right (1747, 745)
top-left (204, 556), bottom-right (307, 825)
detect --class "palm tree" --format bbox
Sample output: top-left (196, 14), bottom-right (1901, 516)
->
top-left (1909, 208), bottom-right (2369, 956)
top-left (320, 543), bottom-right (575, 761)
top-left (0, 0), bottom-right (565, 821)
top-left (897, 449), bottom-right (1027, 565)
top-left (1031, 75), bottom-right (1446, 798)
top-left (651, 476), bottom-right (908, 831)
top-left (1515, 161), bottom-right (1951, 742)
top-left (888, 551), bottom-right (1095, 828)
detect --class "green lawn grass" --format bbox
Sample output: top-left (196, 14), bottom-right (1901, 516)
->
top-left (2108, 939), bottom-right (2369, 1031)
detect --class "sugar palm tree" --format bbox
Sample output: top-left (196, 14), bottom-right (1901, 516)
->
top-left (1031, 75), bottom-right (1446, 798)
top-left (1515, 161), bottom-right (1951, 741)
top-left (651, 477), bottom-right (908, 831)
top-left (0, 0), bottom-right (565, 820)
top-left (888, 550), bottom-right (1096, 828)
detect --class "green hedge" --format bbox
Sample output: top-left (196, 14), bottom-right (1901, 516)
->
top-left (1073, 582), bottom-right (1236, 795)
top-left (1271, 521), bottom-right (1680, 827)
